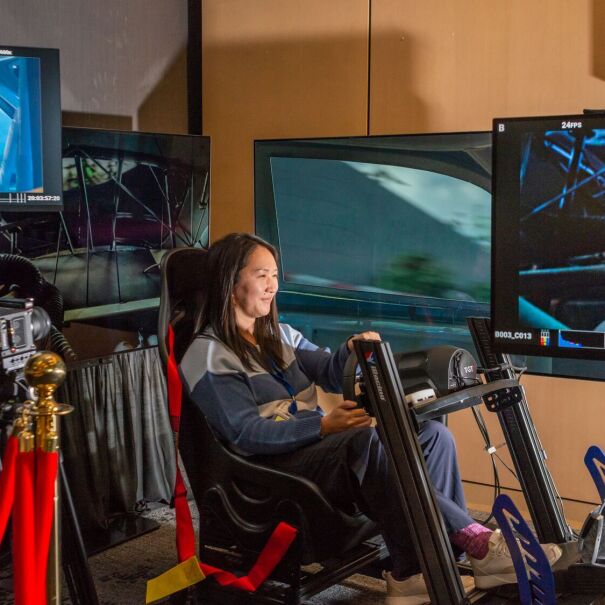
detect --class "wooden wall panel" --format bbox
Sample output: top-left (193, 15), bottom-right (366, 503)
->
top-left (202, 0), bottom-right (370, 239)
top-left (62, 112), bottom-right (133, 130)
top-left (370, 0), bottom-right (605, 134)
top-left (593, 0), bottom-right (605, 81)
top-left (138, 47), bottom-right (188, 134)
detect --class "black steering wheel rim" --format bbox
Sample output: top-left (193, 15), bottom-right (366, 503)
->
top-left (342, 351), bottom-right (373, 412)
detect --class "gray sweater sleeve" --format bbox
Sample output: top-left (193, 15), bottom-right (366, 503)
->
top-left (189, 370), bottom-right (322, 455)
top-left (280, 324), bottom-right (350, 393)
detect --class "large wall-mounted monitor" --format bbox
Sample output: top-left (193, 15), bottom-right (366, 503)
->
top-left (255, 133), bottom-right (492, 353)
top-left (0, 46), bottom-right (62, 212)
top-left (492, 112), bottom-right (605, 360)
top-left (256, 133), bottom-right (491, 305)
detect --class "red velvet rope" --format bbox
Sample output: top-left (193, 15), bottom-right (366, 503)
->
top-left (166, 325), bottom-right (298, 589)
top-left (0, 432), bottom-right (59, 605)
top-left (0, 435), bottom-right (18, 544)
top-left (13, 450), bottom-right (40, 605)
top-left (36, 448), bottom-right (59, 605)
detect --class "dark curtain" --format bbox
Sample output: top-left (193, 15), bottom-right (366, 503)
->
top-left (59, 346), bottom-right (175, 533)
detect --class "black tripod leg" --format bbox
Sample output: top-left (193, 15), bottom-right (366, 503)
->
top-left (60, 459), bottom-right (100, 605)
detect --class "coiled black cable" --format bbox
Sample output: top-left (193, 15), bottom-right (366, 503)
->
top-left (0, 253), bottom-right (44, 298)
top-left (38, 281), bottom-right (64, 329)
top-left (0, 253), bottom-right (77, 361)
top-left (48, 325), bottom-right (77, 363)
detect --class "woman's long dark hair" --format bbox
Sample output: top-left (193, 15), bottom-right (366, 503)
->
top-left (194, 233), bottom-right (285, 370)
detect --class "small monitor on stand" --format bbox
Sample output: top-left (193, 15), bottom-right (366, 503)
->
top-left (492, 112), bottom-right (605, 360)
top-left (0, 45), bottom-right (62, 212)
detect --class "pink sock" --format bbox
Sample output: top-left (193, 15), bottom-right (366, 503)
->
top-left (450, 523), bottom-right (492, 559)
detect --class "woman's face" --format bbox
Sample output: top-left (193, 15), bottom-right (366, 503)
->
top-left (232, 245), bottom-right (278, 329)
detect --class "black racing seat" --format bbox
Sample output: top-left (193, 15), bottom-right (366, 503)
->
top-left (157, 247), bottom-right (386, 604)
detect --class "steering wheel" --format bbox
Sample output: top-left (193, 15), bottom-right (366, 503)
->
top-left (342, 351), bottom-right (372, 412)
top-left (342, 351), bottom-right (521, 421)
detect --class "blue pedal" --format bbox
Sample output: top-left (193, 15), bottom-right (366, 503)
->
top-left (491, 494), bottom-right (556, 605)
top-left (584, 445), bottom-right (605, 503)
top-left (580, 445), bottom-right (605, 566)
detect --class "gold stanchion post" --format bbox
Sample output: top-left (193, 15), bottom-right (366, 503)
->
top-left (12, 403), bottom-right (34, 455)
top-left (24, 352), bottom-right (73, 605)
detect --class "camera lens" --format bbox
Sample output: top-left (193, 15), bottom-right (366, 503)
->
top-left (30, 307), bottom-right (51, 341)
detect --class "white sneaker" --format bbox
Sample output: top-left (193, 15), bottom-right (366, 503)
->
top-left (469, 529), bottom-right (562, 589)
top-left (383, 570), bottom-right (475, 604)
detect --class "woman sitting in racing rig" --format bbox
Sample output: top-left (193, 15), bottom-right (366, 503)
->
top-left (179, 232), bottom-right (562, 604)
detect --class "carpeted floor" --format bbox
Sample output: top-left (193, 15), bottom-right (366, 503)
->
top-left (0, 503), bottom-right (389, 605)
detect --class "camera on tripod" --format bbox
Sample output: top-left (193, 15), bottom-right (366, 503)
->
top-left (0, 298), bottom-right (51, 432)
top-left (0, 298), bottom-right (51, 376)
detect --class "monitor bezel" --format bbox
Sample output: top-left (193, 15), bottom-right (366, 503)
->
top-left (254, 131), bottom-right (492, 321)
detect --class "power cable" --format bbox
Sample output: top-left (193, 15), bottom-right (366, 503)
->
top-left (471, 363), bottom-right (575, 536)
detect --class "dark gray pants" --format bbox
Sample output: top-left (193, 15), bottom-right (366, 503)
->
top-left (253, 420), bottom-right (473, 577)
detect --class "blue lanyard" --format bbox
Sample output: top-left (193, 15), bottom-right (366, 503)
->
top-left (268, 358), bottom-right (298, 415)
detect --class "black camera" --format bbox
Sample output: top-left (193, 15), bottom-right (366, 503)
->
top-left (0, 298), bottom-right (51, 375)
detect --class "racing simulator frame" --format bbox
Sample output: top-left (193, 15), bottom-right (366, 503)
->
top-left (353, 316), bottom-right (605, 605)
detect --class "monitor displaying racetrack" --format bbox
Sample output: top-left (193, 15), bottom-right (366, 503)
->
top-left (257, 133), bottom-right (492, 305)
top-left (0, 46), bottom-right (62, 211)
top-left (255, 132), bottom-right (492, 357)
top-left (492, 113), bottom-right (605, 359)
top-left (0, 127), bottom-right (210, 324)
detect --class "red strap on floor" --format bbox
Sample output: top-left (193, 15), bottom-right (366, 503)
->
top-left (200, 521), bottom-right (297, 591)
top-left (0, 435), bottom-right (18, 544)
top-left (166, 325), bottom-right (297, 588)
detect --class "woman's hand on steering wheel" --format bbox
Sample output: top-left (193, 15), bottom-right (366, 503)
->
top-left (346, 331), bottom-right (381, 352)
top-left (319, 400), bottom-right (372, 437)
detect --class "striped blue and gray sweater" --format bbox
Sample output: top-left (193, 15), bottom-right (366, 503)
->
top-left (179, 324), bottom-right (350, 456)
